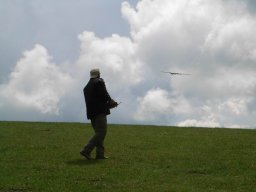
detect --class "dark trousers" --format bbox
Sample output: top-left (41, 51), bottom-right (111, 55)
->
top-left (83, 114), bottom-right (107, 157)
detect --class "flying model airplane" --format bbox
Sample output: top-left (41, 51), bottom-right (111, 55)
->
top-left (161, 71), bottom-right (192, 75)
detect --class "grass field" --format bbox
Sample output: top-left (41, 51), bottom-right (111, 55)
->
top-left (0, 121), bottom-right (255, 192)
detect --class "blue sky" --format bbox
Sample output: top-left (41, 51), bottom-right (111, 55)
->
top-left (0, 0), bottom-right (137, 82)
top-left (1, 0), bottom-right (256, 128)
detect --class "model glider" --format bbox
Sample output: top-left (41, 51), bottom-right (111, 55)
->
top-left (161, 71), bottom-right (192, 75)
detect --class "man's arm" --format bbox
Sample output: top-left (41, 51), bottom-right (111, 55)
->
top-left (96, 79), bottom-right (112, 102)
top-left (96, 78), bottom-right (118, 108)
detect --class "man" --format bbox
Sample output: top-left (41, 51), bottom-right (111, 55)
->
top-left (80, 68), bottom-right (118, 160)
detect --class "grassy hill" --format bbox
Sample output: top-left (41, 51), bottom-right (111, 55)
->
top-left (0, 121), bottom-right (255, 192)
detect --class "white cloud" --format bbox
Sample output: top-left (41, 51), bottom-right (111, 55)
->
top-left (76, 31), bottom-right (143, 91)
top-left (121, 0), bottom-right (256, 128)
top-left (177, 119), bottom-right (220, 128)
top-left (0, 44), bottom-right (74, 114)
top-left (1, 0), bottom-right (256, 128)
top-left (134, 88), bottom-right (172, 121)
top-left (134, 88), bottom-right (191, 123)
top-left (218, 98), bottom-right (248, 116)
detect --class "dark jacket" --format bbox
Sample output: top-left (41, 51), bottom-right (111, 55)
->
top-left (83, 77), bottom-right (112, 119)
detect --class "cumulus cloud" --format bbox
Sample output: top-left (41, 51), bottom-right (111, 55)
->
top-left (76, 31), bottom-right (143, 90)
top-left (120, 0), bottom-right (256, 128)
top-left (178, 119), bottom-right (220, 128)
top-left (0, 44), bottom-right (74, 115)
top-left (1, 0), bottom-right (256, 128)
top-left (134, 88), bottom-right (191, 123)
top-left (134, 88), bottom-right (173, 121)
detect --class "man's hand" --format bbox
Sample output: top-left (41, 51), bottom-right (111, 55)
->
top-left (107, 99), bottom-right (119, 109)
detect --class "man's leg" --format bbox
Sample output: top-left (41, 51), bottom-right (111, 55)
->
top-left (81, 114), bottom-right (107, 159)
top-left (95, 115), bottom-right (107, 158)
top-left (95, 115), bottom-right (107, 159)
top-left (80, 119), bottom-right (96, 159)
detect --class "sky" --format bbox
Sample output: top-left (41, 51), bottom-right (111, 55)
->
top-left (1, 0), bottom-right (256, 129)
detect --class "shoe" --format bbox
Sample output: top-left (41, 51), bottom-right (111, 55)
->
top-left (80, 151), bottom-right (92, 160)
top-left (95, 156), bottom-right (109, 160)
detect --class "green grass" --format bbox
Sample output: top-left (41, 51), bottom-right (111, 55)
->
top-left (0, 121), bottom-right (255, 192)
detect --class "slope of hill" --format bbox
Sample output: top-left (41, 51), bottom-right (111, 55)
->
top-left (0, 121), bottom-right (255, 191)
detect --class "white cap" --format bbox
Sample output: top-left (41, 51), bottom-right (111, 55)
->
top-left (90, 68), bottom-right (100, 78)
